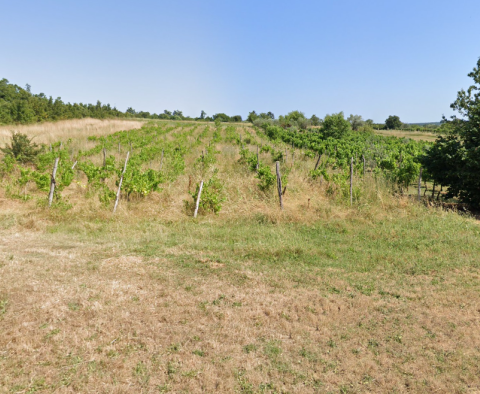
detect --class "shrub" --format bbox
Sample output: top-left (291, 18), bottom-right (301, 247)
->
top-left (1, 132), bottom-right (43, 163)
top-left (188, 172), bottom-right (225, 215)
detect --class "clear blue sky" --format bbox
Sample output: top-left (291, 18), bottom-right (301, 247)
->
top-left (1, 0), bottom-right (479, 123)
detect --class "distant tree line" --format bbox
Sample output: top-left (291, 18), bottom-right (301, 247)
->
top-left (0, 79), bottom-right (128, 124)
top-left (0, 78), bottom-right (444, 133)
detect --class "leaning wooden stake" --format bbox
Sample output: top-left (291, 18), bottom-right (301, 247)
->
top-left (71, 161), bottom-right (77, 170)
top-left (314, 154), bottom-right (322, 171)
top-left (193, 180), bottom-right (204, 218)
top-left (350, 157), bottom-right (353, 206)
top-left (113, 152), bottom-right (130, 213)
top-left (417, 167), bottom-right (422, 201)
top-left (48, 157), bottom-right (60, 207)
top-left (276, 161), bottom-right (284, 210)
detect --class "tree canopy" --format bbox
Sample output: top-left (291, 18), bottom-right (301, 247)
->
top-left (385, 115), bottom-right (402, 130)
top-left (421, 58), bottom-right (480, 207)
top-left (322, 112), bottom-right (351, 139)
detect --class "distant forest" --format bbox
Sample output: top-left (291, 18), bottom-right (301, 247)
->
top-left (0, 78), bottom-right (442, 132)
top-left (0, 79), bottom-right (241, 125)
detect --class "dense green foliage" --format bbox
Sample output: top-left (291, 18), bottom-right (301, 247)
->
top-left (0, 79), bottom-right (128, 124)
top-left (421, 58), bottom-right (480, 207)
top-left (0, 132), bottom-right (43, 163)
top-left (257, 122), bottom-right (429, 192)
top-left (385, 115), bottom-right (402, 130)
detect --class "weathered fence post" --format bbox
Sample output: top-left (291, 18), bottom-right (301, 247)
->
top-left (276, 161), bottom-right (284, 210)
top-left (314, 154), bottom-right (322, 171)
top-left (193, 181), bottom-right (204, 218)
top-left (103, 148), bottom-right (106, 167)
top-left (48, 157), bottom-right (60, 207)
top-left (113, 152), bottom-right (130, 213)
top-left (71, 161), bottom-right (77, 170)
top-left (418, 167), bottom-right (422, 201)
top-left (350, 157), bottom-right (353, 206)
top-left (256, 145), bottom-right (259, 172)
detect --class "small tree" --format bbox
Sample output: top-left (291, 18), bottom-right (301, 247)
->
top-left (385, 115), bottom-right (402, 130)
top-left (247, 111), bottom-right (258, 123)
top-left (1, 132), bottom-right (43, 163)
top-left (310, 114), bottom-right (321, 126)
top-left (347, 114), bottom-right (365, 131)
top-left (322, 112), bottom-right (351, 139)
top-left (230, 115), bottom-right (242, 122)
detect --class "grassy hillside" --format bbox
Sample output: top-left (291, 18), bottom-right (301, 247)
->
top-left (0, 120), bottom-right (479, 393)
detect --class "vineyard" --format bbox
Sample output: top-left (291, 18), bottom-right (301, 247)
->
top-left (0, 121), bottom-right (433, 216)
top-left (1, 121), bottom-right (480, 393)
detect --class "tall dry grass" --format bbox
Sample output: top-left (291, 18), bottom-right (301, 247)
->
top-left (0, 118), bottom-right (144, 146)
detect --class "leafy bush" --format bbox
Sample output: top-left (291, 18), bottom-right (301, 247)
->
top-left (322, 112), bottom-right (351, 139)
top-left (188, 173), bottom-right (225, 215)
top-left (256, 164), bottom-right (276, 191)
top-left (1, 132), bottom-right (42, 163)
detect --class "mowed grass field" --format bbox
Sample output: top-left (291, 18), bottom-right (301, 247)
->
top-left (1, 120), bottom-right (480, 393)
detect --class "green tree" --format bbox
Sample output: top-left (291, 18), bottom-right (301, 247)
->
top-left (421, 58), bottom-right (480, 207)
top-left (322, 112), bottom-right (351, 139)
top-left (230, 115), bottom-right (242, 122)
top-left (347, 114), bottom-right (365, 131)
top-left (212, 113), bottom-right (230, 122)
top-left (385, 115), bottom-right (402, 130)
top-left (1, 132), bottom-right (43, 163)
top-left (310, 114), bottom-right (321, 126)
top-left (247, 111), bottom-right (258, 123)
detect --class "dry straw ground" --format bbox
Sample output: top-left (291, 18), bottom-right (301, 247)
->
top-left (0, 118), bottom-right (144, 146)
top-left (0, 120), bottom-right (479, 393)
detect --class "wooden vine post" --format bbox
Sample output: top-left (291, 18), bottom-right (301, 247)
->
top-left (193, 181), bottom-right (204, 218)
top-left (48, 157), bottom-right (60, 207)
top-left (113, 152), bottom-right (130, 213)
top-left (276, 161), bottom-right (284, 210)
top-left (256, 145), bottom-right (259, 172)
top-left (418, 167), bottom-right (422, 201)
top-left (350, 157), bottom-right (353, 206)
top-left (314, 154), bottom-right (322, 171)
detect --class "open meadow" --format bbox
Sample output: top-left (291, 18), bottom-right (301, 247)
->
top-left (1, 120), bottom-right (479, 393)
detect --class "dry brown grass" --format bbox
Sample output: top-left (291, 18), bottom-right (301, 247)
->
top-left (0, 118), bottom-right (144, 146)
top-left (1, 214), bottom-right (480, 393)
top-left (374, 129), bottom-right (438, 142)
